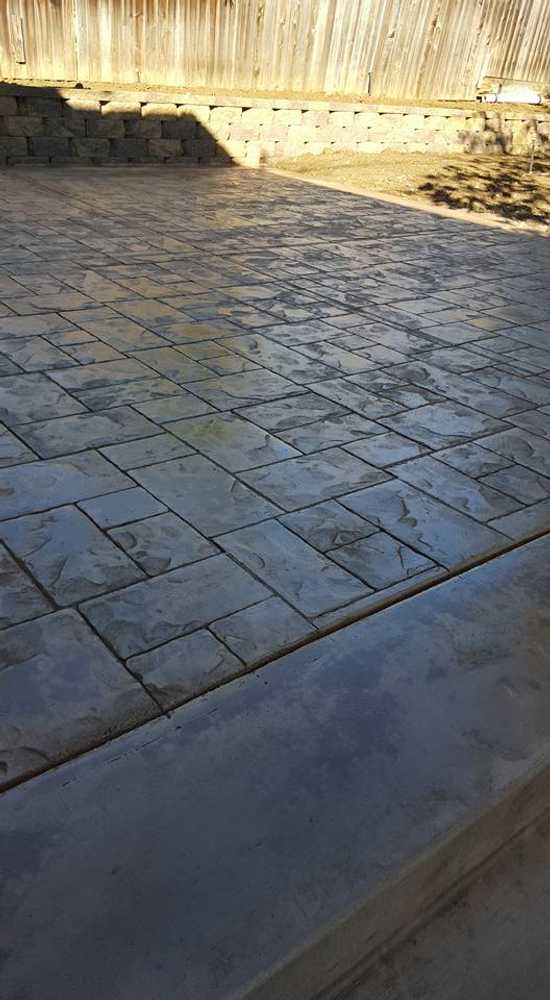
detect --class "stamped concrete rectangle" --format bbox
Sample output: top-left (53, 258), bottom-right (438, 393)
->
top-left (169, 412), bottom-right (299, 471)
top-left (0, 506), bottom-right (144, 605)
top-left (132, 455), bottom-right (279, 534)
top-left (394, 455), bottom-right (520, 521)
top-left (480, 428), bottom-right (550, 478)
top-left (241, 447), bottom-right (390, 511)
top-left (341, 479), bottom-right (505, 568)
top-left (0, 451), bottom-right (132, 520)
top-left (211, 596), bottom-right (314, 664)
top-left (109, 513), bottom-right (217, 575)
top-left (184, 369), bottom-right (306, 410)
top-left (0, 372), bottom-right (86, 426)
top-left (220, 520), bottom-right (370, 616)
top-left (81, 553), bottom-right (269, 657)
top-left (127, 629), bottom-right (244, 709)
top-left (0, 609), bottom-right (158, 788)
top-left (16, 406), bottom-right (160, 458)
top-left (0, 541), bottom-right (52, 628)
top-left (0, 423), bottom-right (36, 468)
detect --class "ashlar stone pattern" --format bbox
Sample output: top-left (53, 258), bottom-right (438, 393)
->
top-left (1, 165), bottom-right (550, 787)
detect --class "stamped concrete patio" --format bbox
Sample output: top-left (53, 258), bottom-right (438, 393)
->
top-left (1, 164), bottom-right (550, 790)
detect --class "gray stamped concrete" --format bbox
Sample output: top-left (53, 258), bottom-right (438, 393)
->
top-left (3, 537), bottom-right (550, 1000)
top-left (0, 165), bottom-right (550, 788)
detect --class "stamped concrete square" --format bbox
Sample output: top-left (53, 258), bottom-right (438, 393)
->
top-left (169, 412), bottom-right (299, 471)
top-left (81, 554), bottom-right (269, 657)
top-left (211, 596), bottom-right (314, 664)
top-left (0, 451), bottom-right (132, 520)
top-left (0, 609), bottom-right (158, 788)
top-left (100, 433), bottom-right (193, 469)
top-left (78, 488), bottom-right (167, 529)
top-left (329, 532), bottom-right (435, 589)
top-left (0, 541), bottom-right (52, 628)
top-left (344, 431), bottom-right (429, 467)
top-left (127, 629), bottom-right (243, 709)
top-left (280, 500), bottom-right (377, 551)
top-left (109, 513), bottom-right (217, 575)
top-left (0, 506), bottom-right (144, 605)
top-left (0, 423), bottom-right (36, 468)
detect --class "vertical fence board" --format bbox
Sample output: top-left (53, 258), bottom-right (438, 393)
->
top-left (1, 0), bottom-right (549, 99)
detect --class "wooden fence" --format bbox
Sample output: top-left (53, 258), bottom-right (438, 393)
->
top-left (1, 0), bottom-right (550, 101)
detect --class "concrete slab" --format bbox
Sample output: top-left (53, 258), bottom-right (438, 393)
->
top-left (3, 537), bottom-right (550, 1000)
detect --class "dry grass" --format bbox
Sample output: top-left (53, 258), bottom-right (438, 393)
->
top-left (276, 151), bottom-right (550, 232)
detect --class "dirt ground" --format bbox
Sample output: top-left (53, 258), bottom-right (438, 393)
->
top-left (276, 151), bottom-right (550, 233)
top-left (1, 77), bottom-right (526, 112)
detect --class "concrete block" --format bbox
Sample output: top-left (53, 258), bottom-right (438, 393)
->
top-left (22, 98), bottom-right (63, 117)
top-left (161, 118), bottom-right (197, 139)
top-left (400, 114), bottom-right (427, 130)
top-left (329, 111), bottom-right (355, 127)
top-left (0, 137), bottom-right (27, 159)
top-left (64, 98), bottom-right (101, 114)
top-left (356, 140), bottom-right (386, 153)
top-left (207, 123), bottom-right (231, 142)
top-left (101, 101), bottom-right (141, 117)
top-left (288, 124), bottom-right (320, 142)
top-left (30, 137), bottom-right (71, 159)
top-left (178, 104), bottom-right (211, 124)
top-left (259, 126), bottom-right (290, 141)
top-left (302, 111), bottom-right (330, 127)
top-left (0, 96), bottom-right (17, 115)
top-left (87, 117), bottom-right (125, 138)
top-left (110, 138), bottom-right (149, 160)
top-left (242, 108), bottom-right (274, 126)
top-left (142, 103), bottom-right (178, 118)
top-left (148, 138), bottom-right (184, 159)
top-left (355, 112), bottom-right (381, 128)
top-left (220, 139), bottom-right (247, 160)
top-left (229, 126), bottom-right (260, 141)
top-left (5, 116), bottom-right (44, 137)
top-left (183, 136), bottom-right (217, 159)
top-left (125, 118), bottom-right (162, 139)
top-left (72, 138), bottom-right (110, 159)
top-left (47, 115), bottom-right (86, 138)
top-left (210, 106), bottom-right (242, 125)
top-left (272, 109), bottom-right (302, 125)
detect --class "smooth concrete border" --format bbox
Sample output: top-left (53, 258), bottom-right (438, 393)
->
top-left (2, 536), bottom-right (550, 999)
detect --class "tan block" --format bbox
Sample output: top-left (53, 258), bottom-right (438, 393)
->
top-left (356, 141), bottom-right (385, 153)
top-left (241, 108), bottom-right (274, 126)
top-left (142, 103), bottom-right (178, 118)
top-left (272, 109), bottom-right (302, 125)
top-left (178, 104), bottom-right (211, 124)
top-left (329, 111), bottom-right (355, 127)
top-left (302, 111), bottom-right (330, 127)
top-left (400, 114), bottom-right (427, 130)
top-left (210, 107), bottom-right (242, 124)
top-left (64, 98), bottom-right (100, 114)
top-left (355, 112), bottom-right (381, 129)
top-left (101, 101), bottom-right (141, 116)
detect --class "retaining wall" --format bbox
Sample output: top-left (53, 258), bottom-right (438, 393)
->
top-left (1, 85), bottom-right (549, 166)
